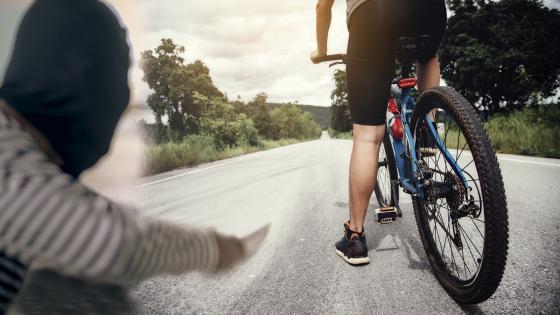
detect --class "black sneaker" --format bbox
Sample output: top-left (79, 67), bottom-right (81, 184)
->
top-left (335, 222), bottom-right (369, 265)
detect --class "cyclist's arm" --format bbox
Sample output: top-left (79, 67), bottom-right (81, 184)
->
top-left (315, 0), bottom-right (334, 56)
top-left (0, 117), bottom-right (222, 285)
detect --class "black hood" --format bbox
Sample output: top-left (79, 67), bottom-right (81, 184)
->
top-left (0, 0), bottom-right (130, 178)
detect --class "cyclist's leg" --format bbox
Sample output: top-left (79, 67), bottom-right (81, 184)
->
top-left (412, 0), bottom-right (446, 93)
top-left (345, 0), bottom-right (394, 233)
top-left (417, 57), bottom-right (441, 93)
top-left (417, 57), bottom-right (441, 120)
top-left (407, 0), bottom-right (447, 116)
top-left (348, 124), bottom-right (385, 233)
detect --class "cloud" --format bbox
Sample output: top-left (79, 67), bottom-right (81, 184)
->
top-left (11, 0), bottom-right (559, 108)
top-left (131, 0), bottom-right (349, 106)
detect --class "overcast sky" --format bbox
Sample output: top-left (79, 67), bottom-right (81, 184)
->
top-left (131, 0), bottom-right (349, 106)
top-left (1, 0), bottom-right (559, 107)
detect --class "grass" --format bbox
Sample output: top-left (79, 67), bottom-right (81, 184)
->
top-left (328, 105), bottom-right (559, 159)
top-left (328, 128), bottom-right (353, 139)
top-left (144, 135), bottom-right (303, 175)
top-left (146, 105), bottom-right (559, 175)
top-left (430, 105), bottom-right (560, 159)
top-left (484, 106), bottom-right (559, 158)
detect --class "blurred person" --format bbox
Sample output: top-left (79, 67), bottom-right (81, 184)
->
top-left (311, 0), bottom-right (446, 265)
top-left (0, 0), bottom-right (268, 313)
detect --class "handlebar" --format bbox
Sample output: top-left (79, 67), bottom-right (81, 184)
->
top-left (314, 54), bottom-right (346, 63)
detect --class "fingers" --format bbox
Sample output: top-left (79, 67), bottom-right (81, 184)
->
top-left (239, 224), bottom-right (270, 256)
top-left (215, 233), bottom-right (244, 271)
top-left (214, 224), bottom-right (270, 271)
top-left (310, 50), bottom-right (322, 64)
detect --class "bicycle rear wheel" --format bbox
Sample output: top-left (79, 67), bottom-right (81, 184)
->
top-left (410, 87), bottom-right (509, 304)
top-left (374, 132), bottom-right (398, 208)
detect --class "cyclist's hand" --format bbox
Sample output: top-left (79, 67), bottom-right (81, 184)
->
top-left (214, 224), bottom-right (270, 271)
top-left (310, 50), bottom-right (326, 64)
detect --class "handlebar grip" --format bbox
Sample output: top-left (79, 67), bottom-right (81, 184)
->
top-left (314, 54), bottom-right (346, 63)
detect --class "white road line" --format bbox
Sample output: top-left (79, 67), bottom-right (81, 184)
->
top-left (138, 155), bottom-right (253, 188)
top-left (498, 157), bottom-right (560, 168)
top-left (445, 150), bottom-right (559, 167)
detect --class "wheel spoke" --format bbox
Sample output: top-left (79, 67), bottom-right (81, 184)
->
top-left (415, 106), bottom-right (489, 282)
top-left (460, 224), bottom-right (480, 266)
top-left (456, 140), bottom-right (469, 164)
top-left (458, 225), bottom-right (483, 257)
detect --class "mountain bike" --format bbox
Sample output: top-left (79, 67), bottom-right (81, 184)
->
top-left (315, 36), bottom-right (509, 304)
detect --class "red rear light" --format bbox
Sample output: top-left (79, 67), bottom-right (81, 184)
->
top-left (398, 78), bottom-right (417, 88)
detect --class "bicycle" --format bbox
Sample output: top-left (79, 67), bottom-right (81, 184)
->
top-left (315, 36), bottom-right (509, 304)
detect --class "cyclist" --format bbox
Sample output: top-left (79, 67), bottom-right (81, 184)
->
top-left (311, 0), bottom-right (447, 265)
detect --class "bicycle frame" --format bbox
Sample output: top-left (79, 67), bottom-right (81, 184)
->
top-left (316, 54), bottom-right (470, 200)
top-left (387, 65), bottom-right (469, 200)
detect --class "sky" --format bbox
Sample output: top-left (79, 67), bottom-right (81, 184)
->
top-left (1, 0), bottom-right (559, 108)
top-left (130, 0), bottom-right (349, 106)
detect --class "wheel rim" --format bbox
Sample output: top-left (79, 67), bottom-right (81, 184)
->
top-left (415, 109), bottom-right (486, 284)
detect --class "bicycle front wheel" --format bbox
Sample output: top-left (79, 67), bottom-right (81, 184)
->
top-left (410, 87), bottom-right (509, 304)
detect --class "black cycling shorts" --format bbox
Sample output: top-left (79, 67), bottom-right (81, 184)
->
top-left (346, 0), bottom-right (447, 126)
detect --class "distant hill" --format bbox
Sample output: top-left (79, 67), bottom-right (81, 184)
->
top-left (268, 103), bottom-right (331, 130)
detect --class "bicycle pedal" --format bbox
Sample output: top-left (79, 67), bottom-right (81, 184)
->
top-left (375, 207), bottom-right (398, 224)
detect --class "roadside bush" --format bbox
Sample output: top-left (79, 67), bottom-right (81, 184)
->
top-left (144, 135), bottom-right (303, 175)
top-left (145, 135), bottom-right (217, 174)
top-left (328, 128), bottom-right (352, 140)
top-left (269, 104), bottom-right (322, 140)
top-left (485, 105), bottom-right (560, 158)
top-left (197, 94), bottom-right (260, 149)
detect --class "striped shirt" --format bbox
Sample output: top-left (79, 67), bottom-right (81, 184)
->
top-left (0, 102), bottom-right (220, 313)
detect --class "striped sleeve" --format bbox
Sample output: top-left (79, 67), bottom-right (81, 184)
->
top-left (0, 108), bottom-right (221, 287)
top-left (0, 251), bottom-right (25, 314)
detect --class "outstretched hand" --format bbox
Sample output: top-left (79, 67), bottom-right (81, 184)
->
top-left (214, 224), bottom-right (270, 271)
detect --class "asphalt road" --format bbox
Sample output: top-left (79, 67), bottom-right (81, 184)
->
top-left (128, 132), bottom-right (559, 314)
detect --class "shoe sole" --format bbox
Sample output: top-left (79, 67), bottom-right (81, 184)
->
top-left (336, 250), bottom-right (370, 265)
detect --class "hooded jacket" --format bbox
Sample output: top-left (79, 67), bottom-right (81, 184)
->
top-left (0, 0), bottom-right (130, 178)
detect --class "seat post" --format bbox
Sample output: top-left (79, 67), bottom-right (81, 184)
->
top-left (402, 63), bottom-right (412, 78)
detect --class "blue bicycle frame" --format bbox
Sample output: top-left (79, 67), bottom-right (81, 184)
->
top-left (386, 76), bottom-right (469, 201)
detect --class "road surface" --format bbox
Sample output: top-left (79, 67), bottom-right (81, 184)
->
top-left (129, 132), bottom-right (559, 314)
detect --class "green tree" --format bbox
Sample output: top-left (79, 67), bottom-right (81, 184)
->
top-left (440, 0), bottom-right (560, 113)
top-left (245, 92), bottom-right (274, 138)
top-left (196, 93), bottom-right (259, 149)
top-left (139, 39), bottom-right (223, 142)
top-left (270, 103), bottom-right (321, 140)
top-left (330, 69), bottom-right (352, 132)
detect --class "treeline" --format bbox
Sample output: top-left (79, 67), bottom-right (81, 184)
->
top-left (138, 39), bottom-right (321, 147)
top-left (329, 0), bottom-right (560, 135)
top-left (138, 39), bottom-right (321, 174)
top-left (441, 0), bottom-right (560, 113)
top-left (268, 103), bottom-right (331, 129)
